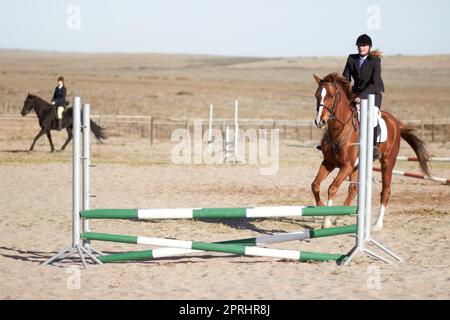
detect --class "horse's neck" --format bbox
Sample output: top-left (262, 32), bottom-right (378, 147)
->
top-left (34, 97), bottom-right (52, 117)
top-left (327, 98), bottom-right (354, 133)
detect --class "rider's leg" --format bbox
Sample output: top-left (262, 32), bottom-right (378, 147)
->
top-left (372, 96), bottom-right (381, 160)
top-left (57, 106), bottom-right (64, 131)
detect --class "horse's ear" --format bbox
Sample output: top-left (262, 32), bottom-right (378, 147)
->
top-left (313, 74), bottom-right (322, 85)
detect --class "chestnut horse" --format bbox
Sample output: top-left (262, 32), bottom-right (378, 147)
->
top-left (311, 73), bottom-right (431, 230)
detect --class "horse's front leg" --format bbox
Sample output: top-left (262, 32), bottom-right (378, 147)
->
top-left (323, 164), bottom-right (354, 228)
top-left (46, 131), bottom-right (55, 152)
top-left (311, 160), bottom-right (334, 206)
top-left (29, 129), bottom-right (46, 152)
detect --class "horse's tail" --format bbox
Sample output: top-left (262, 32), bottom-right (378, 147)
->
top-left (90, 119), bottom-right (107, 142)
top-left (400, 123), bottom-right (431, 178)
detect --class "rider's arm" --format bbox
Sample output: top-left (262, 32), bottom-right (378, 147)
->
top-left (51, 87), bottom-right (57, 103)
top-left (342, 55), bottom-right (351, 82)
top-left (61, 86), bottom-right (66, 102)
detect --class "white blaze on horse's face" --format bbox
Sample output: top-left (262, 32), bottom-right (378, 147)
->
top-left (315, 87), bottom-right (327, 128)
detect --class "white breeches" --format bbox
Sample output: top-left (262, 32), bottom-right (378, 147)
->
top-left (57, 106), bottom-right (64, 119)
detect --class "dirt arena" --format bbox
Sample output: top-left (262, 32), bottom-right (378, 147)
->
top-left (0, 50), bottom-right (449, 299)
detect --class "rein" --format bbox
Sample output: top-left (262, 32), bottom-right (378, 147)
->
top-left (319, 84), bottom-right (358, 154)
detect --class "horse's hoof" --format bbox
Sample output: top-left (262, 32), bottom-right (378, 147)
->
top-left (27, 150), bottom-right (33, 154)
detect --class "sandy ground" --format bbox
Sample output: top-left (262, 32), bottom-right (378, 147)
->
top-left (0, 51), bottom-right (449, 299)
top-left (0, 135), bottom-right (449, 300)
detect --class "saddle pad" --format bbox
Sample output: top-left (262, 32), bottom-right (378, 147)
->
top-left (377, 112), bottom-right (387, 143)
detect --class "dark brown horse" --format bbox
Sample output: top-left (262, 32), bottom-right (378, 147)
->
top-left (311, 73), bottom-right (431, 230)
top-left (21, 94), bottom-right (107, 152)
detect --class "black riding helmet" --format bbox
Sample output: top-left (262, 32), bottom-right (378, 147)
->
top-left (356, 34), bottom-right (372, 47)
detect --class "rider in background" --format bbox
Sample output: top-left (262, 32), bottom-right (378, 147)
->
top-left (343, 34), bottom-right (384, 159)
top-left (51, 76), bottom-right (67, 131)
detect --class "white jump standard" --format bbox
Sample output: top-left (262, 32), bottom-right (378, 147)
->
top-left (41, 95), bottom-right (403, 269)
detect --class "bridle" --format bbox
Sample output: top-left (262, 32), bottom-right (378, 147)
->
top-left (317, 82), bottom-right (341, 122)
top-left (317, 82), bottom-right (359, 154)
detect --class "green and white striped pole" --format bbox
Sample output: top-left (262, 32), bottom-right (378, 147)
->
top-left (82, 224), bottom-right (356, 247)
top-left (81, 206), bottom-right (357, 220)
top-left (81, 224), bottom-right (355, 263)
top-left (93, 238), bottom-right (346, 263)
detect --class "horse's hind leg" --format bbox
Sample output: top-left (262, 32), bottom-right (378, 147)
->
top-left (343, 168), bottom-right (358, 206)
top-left (374, 158), bottom-right (394, 231)
top-left (46, 131), bottom-right (55, 152)
top-left (334, 168), bottom-right (359, 226)
top-left (61, 127), bottom-right (73, 151)
top-left (324, 165), bottom-right (353, 228)
top-left (29, 129), bottom-right (46, 152)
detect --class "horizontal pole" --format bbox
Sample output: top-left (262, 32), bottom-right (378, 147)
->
top-left (80, 206), bottom-right (357, 220)
top-left (81, 224), bottom-right (356, 247)
top-left (373, 167), bottom-right (450, 185)
top-left (397, 156), bottom-right (450, 163)
top-left (96, 246), bottom-right (346, 263)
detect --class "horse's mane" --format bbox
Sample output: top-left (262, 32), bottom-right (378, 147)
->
top-left (322, 73), bottom-right (355, 102)
top-left (29, 94), bottom-right (52, 106)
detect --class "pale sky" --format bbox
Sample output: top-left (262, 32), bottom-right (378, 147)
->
top-left (1, 0), bottom-right (449, 57)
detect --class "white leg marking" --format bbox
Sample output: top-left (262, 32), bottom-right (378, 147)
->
top-left (373, 205), bottom-right (385, 231)
top-left (322, 199), bottom-right (333, 228)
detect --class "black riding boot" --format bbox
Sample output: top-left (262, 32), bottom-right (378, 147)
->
top-left (57, 118), bottom-right (62, 131)
top-left (373, 125), bottom-right (381, 160)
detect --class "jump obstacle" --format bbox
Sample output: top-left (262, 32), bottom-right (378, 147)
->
top-left (42, 95), bottom-right (403, 269)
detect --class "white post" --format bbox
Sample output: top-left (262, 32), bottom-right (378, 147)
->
top-left (225, 125), bottom-right (231, 163)
top-left (356, 99), bottom-right (368, 250)
top-left (234, 99), bottom-right (239, 163)
top-left (72, 97), bottom-right (81, 247)
top-left (82, 103), bottom-right (91, 246)
top-left (208, 104), bottom-right (213, 144)
top-left (365, 95), bottom-right (375, 241)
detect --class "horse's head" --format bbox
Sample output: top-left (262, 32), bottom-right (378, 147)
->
top-left (313, 74), bottom-right (340, 128)
top-left (21, 93), bottom-right (35, 116)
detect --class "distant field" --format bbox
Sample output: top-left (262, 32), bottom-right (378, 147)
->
top-left (1, 49), bottom-right (450, 121)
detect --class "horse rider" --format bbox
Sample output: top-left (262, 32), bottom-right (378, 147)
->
top-left (343, 34), bottom-right (385, 159)
top-left (51, 76), bottom-right (67, 131)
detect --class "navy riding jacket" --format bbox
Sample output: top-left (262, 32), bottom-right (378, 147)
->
top-left (52, 86), bottom-right (67, 107)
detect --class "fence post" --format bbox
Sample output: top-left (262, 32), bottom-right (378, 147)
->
top-left (444, 123), bottom-right (448, 145)
top-left (432, 120), bottom-right (435, 142)
top-left (150, 116), bottom-right (154, 145)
